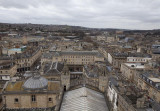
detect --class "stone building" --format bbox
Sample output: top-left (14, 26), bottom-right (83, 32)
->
top-left (60, 51), bottom-right (104, 65)
top-left (138, 72), bottom-right (160, 103)
top-left (97, 35), bottom-right (107, 42)
top-left (98, 47), bottom-right (108, 59)
top-left (0, 62), bottom-right (17, 90)
top-left (84, 64), bottom-right (108, 93)
top-left (42, 60), bottom-right (108, 93)
top-left (61, 63), bottom-right (70, 91)
top-left (15, 47), bottom-right (42, 72)
top-left (41, 51), bottom-right (104, 65)
top-left (108, 52), bottom-right (128, 69)
top-left (106, 36), bottom-right (115, 43)
top-left (120, 63), bottom-right (147, 84)
top-left (41, 52), bottom-right (54, 65)
top-left (106, 76), bottom-right (158, 111)
top-left (42, 62), bottom-right (64, 81)
top-left (118, 45), bottom-right (133, 53)
top-left (84, 65), bottom-right (99, 88)
top-left (127, 53), bottom-right (152, 63)
top-left (98, 66), bottom-right (108, 92)
top-left (150, 44), bottom-right (160, 60)
top-left (2, 74), bottom-right (61, 110)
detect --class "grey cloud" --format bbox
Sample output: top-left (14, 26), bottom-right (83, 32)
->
top-left (0, 0), bottom-right (160, 29)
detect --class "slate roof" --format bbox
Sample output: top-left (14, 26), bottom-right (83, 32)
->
top-left (44, 62), bottom-right (64, 76)
top-left (140, 72), bottom-right (160, 91)
top-left (60, 51), bottom-right (102, 57)
top-left (42, 53), bottom-right (53, 59)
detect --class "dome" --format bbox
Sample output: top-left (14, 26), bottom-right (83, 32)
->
top-left (23, 75), bottom-right (48, 90)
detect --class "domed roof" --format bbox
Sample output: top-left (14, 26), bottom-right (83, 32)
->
top-left (23, 75), bottom-right (48, 90)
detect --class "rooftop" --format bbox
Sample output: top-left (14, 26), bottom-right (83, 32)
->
top-left (140, 72), bottom-right (160, 91)
top-left (149, 77), bottom-right (160, 83)
top-left (23, 75), bottom-right (48, 90)
top-left (9, 48), bottom-right (21, 51)
top-left (124, 63), bottom-right (146, 69)
top-left (3, 77), bottom-right (60, 93)
top-left (0, 62), bottom-right (15, 70)
top-left (42, 53), bottom-right (53, 59)
top-left (84, 65), bottom-right (99, 78)
top-left (44, 62), bottom-right (64, 76)
top-left (112, 52), bottom-right (128, 58)
top-left (60, 87), bottom-right (109, 111)
top-left (60, 51), bottom-right (103, 57)
top-left (128, 53), bottom-right (151, 58)
top-left (14, 47), bottom-right (40, 59)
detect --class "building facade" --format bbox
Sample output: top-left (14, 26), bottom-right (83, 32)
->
top-left (138, 73), bottom-right (160, 103)
top-left (2, 75), bottom-right (60, 110)
top-left (15, 48), bottom-right (42, 72)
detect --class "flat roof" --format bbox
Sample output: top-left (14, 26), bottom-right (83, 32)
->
top-left (9, 48), bottom-right (21, 51)
top-left (149, 78), bottom-right (160, 83)
top-left (124, 63), bottom-right (145, 69)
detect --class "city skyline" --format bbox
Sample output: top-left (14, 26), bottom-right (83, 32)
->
top-left (0, 0), bottom-right (160, 30)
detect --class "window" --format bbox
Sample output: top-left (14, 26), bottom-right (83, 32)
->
top-left (48, 98), bottom-right (52, 102)
top-left (31, 95), bottom-right (36, 102)
top-left (14, 98), bottom-right (19, 103)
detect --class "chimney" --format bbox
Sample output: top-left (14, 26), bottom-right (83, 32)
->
top-left (117, 80), bottom-right (123, 87)
top-left (136, 97), bottom-right (145, 108)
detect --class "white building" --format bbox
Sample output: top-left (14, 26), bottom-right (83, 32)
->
top-left (127, 57), bottom-right (152, 63)
top-left (120, 63), bottom-right (146, 83)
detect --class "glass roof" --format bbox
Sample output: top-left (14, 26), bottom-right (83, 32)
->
top-left (60, 87), bottom-right (109, 111)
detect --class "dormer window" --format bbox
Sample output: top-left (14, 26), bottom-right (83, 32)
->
top-left (150, 81), bottom-right (152, 84)
top-left (156, 84), bottom-right (159, 88)
top-left (143, 77), bottom-right (145, 79)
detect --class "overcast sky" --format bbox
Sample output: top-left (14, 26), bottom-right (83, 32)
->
top-left (0, 0), bottom-right (160, 30)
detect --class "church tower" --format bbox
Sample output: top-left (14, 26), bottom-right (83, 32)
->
top-left (99, 66), bottom-right (108, 92)
top-left (61, 62), bottom-right (70, 91)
